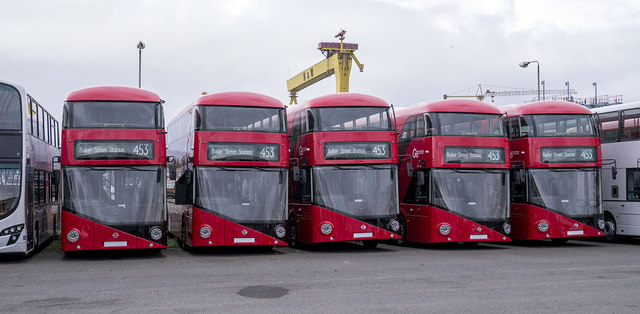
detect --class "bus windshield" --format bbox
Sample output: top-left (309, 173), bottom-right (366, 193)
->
top-left (195, 167), bottom-right (287, 222)
top-left (529, 114), bottom-right (596, 137)
top-left (431, 169), bottom-right (509, 219)
top-left (0, 83), bottom-right (21, 130)
top-left (0, 165), bottom-right (21, 219)
top-left (528, 168), bottom-right (602, 216)
top-left (313, 164), bottom-right (398, 218)
top-left (64, 101), bottom-right (162, 129)
top-left (311, 107), bottom-right (392, 132)
top-left (433, 113), bottom-right (505, 137)
top-left (62, 166), bottom-right (165, 225)
top-left (196, 106), bottom-right (285, 133)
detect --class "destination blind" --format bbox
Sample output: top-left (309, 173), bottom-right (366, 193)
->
top-left (444, 147), bottom-right (505, 164)
top-left (207, 142), bottom-right (280, 162)
top-left (324, 142), bottom-right (391, 160)
top-left (74, 140), bottom-right (154, 160)
top-left (540, 146), bottom-right (597, 163)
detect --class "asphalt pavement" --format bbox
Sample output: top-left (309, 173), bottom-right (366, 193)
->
top-left (1, 238), bottom-right (639, 313)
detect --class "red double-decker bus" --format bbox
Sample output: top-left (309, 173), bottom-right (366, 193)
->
top-left (60, 86), bottom-right (168, 252)
top-left (504, 101), bottom-right (605, 241)
top-left (167, 92), bottom-right (288, 248)
top-left (287, 93), bottom-right (401, 248)
top-left (396, 99), bottom-right (511, 244)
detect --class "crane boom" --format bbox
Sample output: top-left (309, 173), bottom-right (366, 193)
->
top-left (444, 84), bottom-right (577, 101)
top-left (286, 30), bottom-right (364, 104)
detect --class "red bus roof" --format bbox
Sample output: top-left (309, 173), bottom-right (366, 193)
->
top-left (398, 99), bottom-right (502, 118)
top-left (66, 86), bottom-right (161, 102)
top-left (195, 91), bottom-right (285, 108)
top-left (288, 93), bottom-right (389, 115)
top-left (502, 101), bottom-right (592, 116)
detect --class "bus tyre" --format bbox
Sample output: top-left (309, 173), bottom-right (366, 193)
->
top-left (396, 216), bottom-right (407, 246)
top-left (288, 216), bottom-right (298, 248)
top-left (180, 214), bottom-right (188, 250)
top-left (33, 224), bottom-right (40, 251)
top-left (362, 240), bottom-right (378, 248)
top-left (604, 216), bottom-right (617, 242)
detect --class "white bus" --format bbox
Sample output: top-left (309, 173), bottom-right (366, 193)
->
top-left (592, 101), bottom-right (640, 241)
top-left (0, 80), bottom-right (60, 255)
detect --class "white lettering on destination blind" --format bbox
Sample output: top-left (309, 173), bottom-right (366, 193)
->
top-left (78, 146), bottom-right (125, 154)
top-left (210, 148), bottom-right (253, 156)
top-left (446, 151), bottom-right (482, 159)
top-left (326, 147), bottom-right (366, 156)
top-left (542, 151), bottom-right (576, 159)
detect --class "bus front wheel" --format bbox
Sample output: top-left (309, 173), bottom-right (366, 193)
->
top-left (604, 215), bottom-right (617, 242)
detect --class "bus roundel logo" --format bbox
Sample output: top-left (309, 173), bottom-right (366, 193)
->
top-left (361, 225), bottom-right (366, 230)
top-left (112, 233), bottom-right (119, 239)
top-left (242, 229), bottom-right (248, 235)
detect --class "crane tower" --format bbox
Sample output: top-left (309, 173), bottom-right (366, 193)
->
top-left (286, 30), bottom-right (364, 104)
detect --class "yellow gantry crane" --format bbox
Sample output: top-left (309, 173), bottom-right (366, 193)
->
top-left (287, 30), bottom-right (364, 104)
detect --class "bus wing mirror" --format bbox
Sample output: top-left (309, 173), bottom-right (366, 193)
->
top-left (293, 166), bottom-right (300, 182)
top-left (167, 156), bottom-right (177, 180)
top-left (51, 170), bottom-right (60, 186)
top-left (612, 165), bottom-right (617, 180)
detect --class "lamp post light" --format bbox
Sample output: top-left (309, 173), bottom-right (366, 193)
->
top-left (519, 60), bottom-right (540, 101)
top-left (565, 81), bottom-right (570, 101)
top-left (541, 80), bottom-right (545, 101)
top-left (137, 41), bottom-right (145, 88)
top-left (593, 82), bottom-right (598, 107)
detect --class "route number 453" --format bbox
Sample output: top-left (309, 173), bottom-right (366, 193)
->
top-left (133, 144), bottom-right (150, 156)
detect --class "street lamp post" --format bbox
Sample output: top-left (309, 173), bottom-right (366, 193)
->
top-left (137, 41), bottom-right (145, 88)
top-left (519, 60), bottom-right (540, 101)
top-left (541, 80), bottom-right (545, 101)
top-left (565, 81), bottom-right (570, 101)
top-left (593, 82), bottom-right (598, 107)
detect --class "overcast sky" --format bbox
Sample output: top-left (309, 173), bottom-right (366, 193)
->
top-left (2, 0), bottom-right (639, 122)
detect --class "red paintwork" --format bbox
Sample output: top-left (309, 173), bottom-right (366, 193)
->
top-left (395, 99), bottom-right (511, 243)
top-left (61, 129), bottom-right (167, 165)
top-left (286, 93), bottom-right (400, 244)
top-left (197, 91), bottom-right (284, 108)
top-left (401, 205), bottom-right (510, 243)
top-left (509, 204), bottom-right (604, 240)
top-left (61, 211), bottom-right (166, 251)
top-left (290, 205), bottom-right (400, 244)
top-left (66, 86), bottom-right (161, 102)
top-left (167, 91), bottom-right (289, 248)
top-left (504, 100), bottom-right (604, 240)
top-left (193, 131), bottom-right (288, 167)
top-left (502, 100), bottom-right (592, 116)
top-left (187, 207), bottom-right (287, 246)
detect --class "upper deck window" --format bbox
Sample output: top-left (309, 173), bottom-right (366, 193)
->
top-left (510, 114), bottom-right (596, 138)
top-left (433, 113), bottom-right (504, 137)
top-left (0, 83), bottom-right (21, 130)
top-left (310, 107), bottom-right (392, 132)
top-left (196, 105), bottom-right (285, 133)
top-left (63, 101), bottom-right (162, 129)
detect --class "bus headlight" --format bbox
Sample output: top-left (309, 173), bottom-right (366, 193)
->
top-left (597, 219), bottom-right (605, 230)
top-left (274, 224), bottom-right (286, 238)
top-left (537, 221), bottom-right (549, 233)
top-left (438, 223), bottom-right (451, 236)
top-left (389, 219), bottom-right (400, 232)
top-left (503, 222), bottom-right (512, 235)
top-left (199, 226), bottom-right (212, 239)
top-left (320, 222), bottom-right (333, 235)
top-left (150, 226), bottom-right (163, 241)
top-left (67, 229), bottom-right (80, 243)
